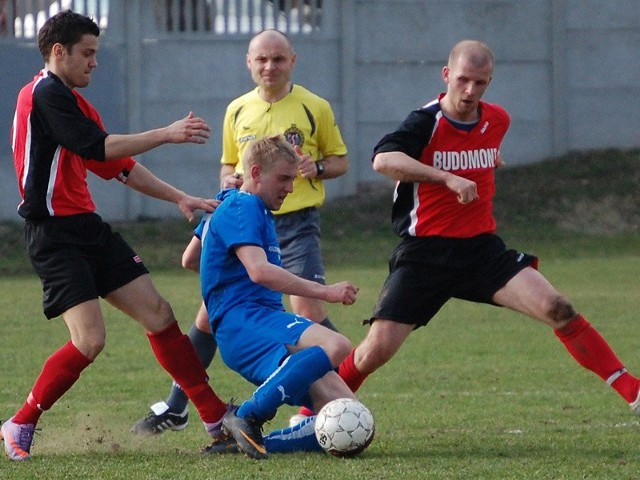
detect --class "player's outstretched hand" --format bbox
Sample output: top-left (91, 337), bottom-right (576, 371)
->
top-left (166, 112), bottom-right (212, 144)
top-left (325, 282), bottom-right (359, 305)
top-left (178, 195), bottom-right (220, 222)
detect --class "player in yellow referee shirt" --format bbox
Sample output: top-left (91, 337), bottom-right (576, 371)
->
top-left (132, 29), bottom-right (350, 435)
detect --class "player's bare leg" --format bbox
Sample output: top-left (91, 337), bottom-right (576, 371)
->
top-left (494, 267), bottom-right (640, 408)
top-left (339, 320), bottom-right (414, 393)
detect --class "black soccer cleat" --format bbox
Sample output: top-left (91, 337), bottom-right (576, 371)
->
top-left (221, 407), bottom-right (267, 460)
top-left (131, 401), bottom-right (188, 435)
top-left (201, 435), bottom-right (240, 455)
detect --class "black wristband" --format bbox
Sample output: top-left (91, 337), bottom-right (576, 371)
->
top-left (315, 161), bottom-right (325, 177)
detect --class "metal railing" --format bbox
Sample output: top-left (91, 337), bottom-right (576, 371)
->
top-left (0, 0), bottom-right (322, 38)
top-left (1, 0), bottom-right (108, 38)
top-left (157, 0), bottom-right (323, 34)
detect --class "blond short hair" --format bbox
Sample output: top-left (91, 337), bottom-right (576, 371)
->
top-left (242, 135), bottom-right (299, 173)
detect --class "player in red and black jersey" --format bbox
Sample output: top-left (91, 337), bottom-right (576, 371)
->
top-left (337, 40), bottom-right (640, 418)
top-left (380, 92), bottom-right (508, 239)
top-left (1, 10), bottom-right (231, 461)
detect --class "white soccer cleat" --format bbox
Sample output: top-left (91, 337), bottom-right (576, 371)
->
top-left (288, 413), bottom-right (311, 428)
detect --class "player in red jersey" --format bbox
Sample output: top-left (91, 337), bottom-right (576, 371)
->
top-left (1, 10), bottom-right (231, 461)
top-left (337, 39), bottom-right (640, 416)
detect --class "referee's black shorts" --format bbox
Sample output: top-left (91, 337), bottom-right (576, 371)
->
top-left (25, 213), bottom-right (149, 319)
top-left (370, 234), bottom-right (538, 328)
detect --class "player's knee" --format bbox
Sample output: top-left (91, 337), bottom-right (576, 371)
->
top-left (323, 333), bottom-right (352, 368)
top-left (76, 333), bottom-right (106, 360)
top-left (149, 296), bottom-right (176, 328)
top-left (545, 295), bottom-right (577, 326)
top-left (355, 340), bottom-right (393, 374)
top-left (194, 306), bottom-right (210, 331)
top-left (293, 300), bottom-right (326, 322)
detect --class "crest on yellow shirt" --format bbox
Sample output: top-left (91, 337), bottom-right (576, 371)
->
top-left (284, 125), bottom-right (305, 148)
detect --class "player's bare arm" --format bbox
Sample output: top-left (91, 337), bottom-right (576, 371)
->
top-left (124, 163), bottom-right (218, 221)
top-left (104, 112), bottom-right (211, 160)
top-left (296, 145), bottom-right (349, 180)
top-left (236, 244), bottom-right (358, 304)
top-left (182, 236), bottom-right (203, 272)
top-left (299, 154), bottom-right (348, 180)
top-left (318, 154), bottom-right (349, 179)
top-left (374, 150), bottom-right (478, 204)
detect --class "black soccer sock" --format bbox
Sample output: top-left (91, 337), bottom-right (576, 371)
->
top-left (320, 317), bottom-right (339, 332)
top-left (165, 323), bottom-right (217, 413)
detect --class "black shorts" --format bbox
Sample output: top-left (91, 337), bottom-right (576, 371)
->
top-left (25, 213), bottom-right (149, 319)
top-left (371, 234), bottom-right (538, 328)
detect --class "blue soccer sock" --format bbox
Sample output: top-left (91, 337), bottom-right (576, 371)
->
top-left (264, 415), bottom-right (323, 453)
top-left (237, 346), bottom-right (332, 422)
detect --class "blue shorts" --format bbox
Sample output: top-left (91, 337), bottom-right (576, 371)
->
top-left (214, 303), bottom-right (314, 386)
top-left (275, 207), bottom-right (325, 284)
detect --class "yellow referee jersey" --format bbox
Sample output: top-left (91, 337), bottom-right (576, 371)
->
top-left (221, 84), bottom-right (347, 215)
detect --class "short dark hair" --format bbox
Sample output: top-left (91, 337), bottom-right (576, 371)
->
top-left (37, 10), bottom-right (100, 61)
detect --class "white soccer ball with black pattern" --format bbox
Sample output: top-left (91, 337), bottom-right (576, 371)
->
top-left (314, 398), bottom-right (375, 457)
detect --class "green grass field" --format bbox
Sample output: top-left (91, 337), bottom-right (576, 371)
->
top-left (1, 150), bottom-right (640, 479)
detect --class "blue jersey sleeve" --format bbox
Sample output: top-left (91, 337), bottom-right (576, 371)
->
top-left (194, 212), bottom-right (212, 240)
top-left (215, 191), bottom-right (266, 253)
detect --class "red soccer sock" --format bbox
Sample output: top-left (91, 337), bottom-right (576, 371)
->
top-left (338, 348), bottom-right (370, 393)
top-left (555, 315), bottom-right (640, 403)
top-left (13, 341), bottom-right (92, 426)
top-left (298, 406), bottom-right (315, 417)
top-left (147, 322), bottom-right (227, 423)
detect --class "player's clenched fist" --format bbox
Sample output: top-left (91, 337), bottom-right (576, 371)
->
top-left (324, 282), bottom-right (359, 305)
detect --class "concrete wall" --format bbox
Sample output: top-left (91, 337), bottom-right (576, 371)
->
top-left (1, 0), bottom-right (639, 221)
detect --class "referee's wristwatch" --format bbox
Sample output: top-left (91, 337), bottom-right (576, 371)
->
top-left (315, 160), bottom-right (325, 177)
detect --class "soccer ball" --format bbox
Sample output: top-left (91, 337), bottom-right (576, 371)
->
top-left (314, 398), bottom-right (375, 457)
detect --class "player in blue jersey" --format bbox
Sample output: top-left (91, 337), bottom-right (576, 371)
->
top-left (132, 28), bottom-right (349, 435)
top-left (198, 135), bottom-right (359, 459)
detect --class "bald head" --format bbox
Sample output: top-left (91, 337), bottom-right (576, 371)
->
top-left (248, 29), bottom-right (293, 55)
top-left (246, 29), bottom-right (297, 102)
top-left (448, 40), bottom-right (494, 72)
